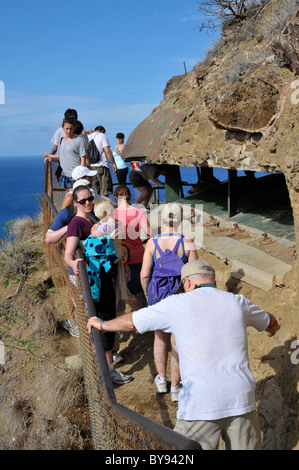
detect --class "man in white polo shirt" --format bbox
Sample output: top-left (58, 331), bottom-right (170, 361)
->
top-left (86, 259), bottom-right (281, 450)
top-left (88, 126), bottom-right (116, 197)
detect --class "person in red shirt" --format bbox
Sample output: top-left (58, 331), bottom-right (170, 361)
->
top-left (114, 185), bottom-right (151, 308)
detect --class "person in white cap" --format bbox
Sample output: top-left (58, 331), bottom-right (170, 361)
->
top-left (45, 166), bottom-right (97, 245)
top-left (71, 166), bottom-right (97, 181)
top-left (86, 258), bottom-right (281, 450)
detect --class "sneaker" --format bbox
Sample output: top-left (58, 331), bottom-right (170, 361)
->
top-left (110, 366), bottom-right (133, 385)
top-left (154, 375), bottom-right (167, 393)
top-left (112, 353), bottom-right (124, 364)
top-left (171, 383), bottom-right (182, 402)
top-left (62, 319), bottom-right (79, 338)
top-left (68, 274), bottom-right (77, 288)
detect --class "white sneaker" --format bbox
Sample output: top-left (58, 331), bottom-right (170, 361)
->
top-left (154, 375), bottom-right (167, 393)
top-left (62, 319), bottom-right (79, 338)
top-left (109, 365), bottom-right (133, 385)
top-left (112, 353), bottom-right (124, 364)
top-left (171, 384), bottom-right (182, 402)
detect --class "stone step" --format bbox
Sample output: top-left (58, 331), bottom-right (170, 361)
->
top-left (202, 234), bottom-right (292, 291)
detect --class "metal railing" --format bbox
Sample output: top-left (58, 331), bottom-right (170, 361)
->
top-left (42, 160), bottom-right (201, 451)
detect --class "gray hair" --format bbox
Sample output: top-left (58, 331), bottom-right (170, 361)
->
top-left (187, 271), bottom-right (215, 283)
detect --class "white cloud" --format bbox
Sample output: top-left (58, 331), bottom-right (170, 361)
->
top-left (0, 90), bottom-right (156, 126)
top-left (0, 90), bottom-right (157, 156)
top-left (181, 7), bottom-right (206, 23)
top-left (182, 14), bottom-right (206, 22)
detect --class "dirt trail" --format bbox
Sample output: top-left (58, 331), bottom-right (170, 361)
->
top-left (0, 223), bottom-right (298, 450)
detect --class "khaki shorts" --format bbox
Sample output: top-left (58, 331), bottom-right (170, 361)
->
top-left (174, 411), bottom-right (261, 450)
top-left (91, 165), bottom-right (113, 196)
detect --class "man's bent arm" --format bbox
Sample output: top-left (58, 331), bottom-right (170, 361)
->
top-left (266, 313), bottom-right (281, 337)
top-left (87, 312), bottom-right (135, 335)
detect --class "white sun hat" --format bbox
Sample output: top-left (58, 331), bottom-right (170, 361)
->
top-left (71, 166), bottom-right (97, 181)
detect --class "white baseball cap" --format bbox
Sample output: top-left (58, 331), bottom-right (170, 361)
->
top-left (72, 166), bottom-right (97, 180)
top-left (72, 179), bottom-right (92, 191)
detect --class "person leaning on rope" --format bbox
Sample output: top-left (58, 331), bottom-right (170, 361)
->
top-left (86, 259), bottom-right (281, 450)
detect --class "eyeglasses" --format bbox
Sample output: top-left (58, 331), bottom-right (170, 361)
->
top-left (76, 196), bottom-right (94, 205)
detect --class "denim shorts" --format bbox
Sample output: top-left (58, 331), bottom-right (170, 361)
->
top-left (59, 173), bottom-right (74, 189)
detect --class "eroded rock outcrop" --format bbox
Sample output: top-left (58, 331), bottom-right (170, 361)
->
top-left (271, 11), bottom-right (299, 74)
top-left (204, 78), bottom-right (281, 134)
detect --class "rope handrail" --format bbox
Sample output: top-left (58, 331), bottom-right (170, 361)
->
top-left (77, 247), bottom-right (200, 450)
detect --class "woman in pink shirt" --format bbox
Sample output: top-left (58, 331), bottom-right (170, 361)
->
top-left (114, 185), bottom-right (151, 305)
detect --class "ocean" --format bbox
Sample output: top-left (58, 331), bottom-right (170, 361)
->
top-left (0, 155), bottom-right (256, 239)
top-left (0, 156), bottom-right (45, 239)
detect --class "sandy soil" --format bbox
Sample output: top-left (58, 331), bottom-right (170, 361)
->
top-left (0, 221), bottom-right (298, 450)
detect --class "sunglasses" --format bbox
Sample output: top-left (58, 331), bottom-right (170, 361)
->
top-left (76, 195), bottom-right (94, 205)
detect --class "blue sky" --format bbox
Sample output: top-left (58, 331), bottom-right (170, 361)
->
top-left (0, 0), bottom-right (215, 157)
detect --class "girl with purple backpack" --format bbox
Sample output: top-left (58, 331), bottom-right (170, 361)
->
top-left (140, 203), bottom-right (198, 400)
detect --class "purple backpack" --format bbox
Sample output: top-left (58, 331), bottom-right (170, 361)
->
top-left (150, 236), bottom-right (185, 304)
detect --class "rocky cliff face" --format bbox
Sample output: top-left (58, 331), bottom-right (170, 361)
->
top-left (157, 2), bottom-right (298, 173)
top-left (125, 0), bottom-right (299, 281)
